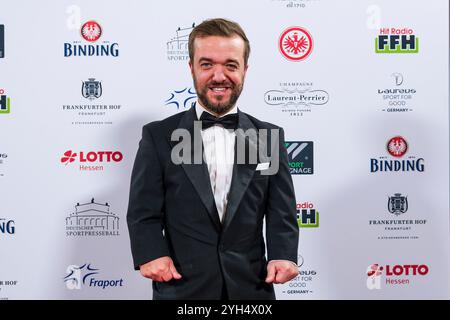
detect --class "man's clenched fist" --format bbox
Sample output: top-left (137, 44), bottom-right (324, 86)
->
top-left (139, 256), bottom-right (182, 282)
top-left (265, 260), bottom-right (298, 284)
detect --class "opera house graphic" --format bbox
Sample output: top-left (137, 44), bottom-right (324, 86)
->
top-left (65, 198), bottom-right (119, 236)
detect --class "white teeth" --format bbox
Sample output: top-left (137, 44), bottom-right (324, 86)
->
top-left (211, 87), bottom-right (227, 92)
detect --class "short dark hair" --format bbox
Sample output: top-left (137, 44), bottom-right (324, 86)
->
top-left (188, 18), bottom-right (251, 66)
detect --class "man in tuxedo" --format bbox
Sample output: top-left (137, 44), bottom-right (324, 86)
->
top-left (127, 18), bottom-right (299, 300)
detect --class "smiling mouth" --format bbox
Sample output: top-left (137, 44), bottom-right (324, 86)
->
top-left (209, 86), bottom-right (231, 93)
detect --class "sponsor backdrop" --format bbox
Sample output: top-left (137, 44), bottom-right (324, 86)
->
top-left (0, 0), bottom-right (449, 299)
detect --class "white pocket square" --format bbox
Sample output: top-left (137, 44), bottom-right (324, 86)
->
top-left (255, 162), bottom-right (270, 171)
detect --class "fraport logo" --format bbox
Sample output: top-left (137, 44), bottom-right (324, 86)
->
top-left (64, 263), bottom-right (124, 290)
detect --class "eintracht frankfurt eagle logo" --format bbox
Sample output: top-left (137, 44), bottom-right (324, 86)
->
top-left (279, 27), bottom-right (313, 61)
top-left (387, 136), bottom-right (408, 158)
top-left (81, 21), bottom-right (102, 42)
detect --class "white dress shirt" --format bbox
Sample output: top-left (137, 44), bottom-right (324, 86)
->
top-left (195, 102), bottom-right (236, 223)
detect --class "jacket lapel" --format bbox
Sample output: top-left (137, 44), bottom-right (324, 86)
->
top-left (169, 106), bottom-right (222, 232)
top-left (221, 110), bottom-right (259, 232)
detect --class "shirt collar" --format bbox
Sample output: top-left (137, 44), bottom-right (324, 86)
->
top-left (194, 100), bottom-right (238, 121)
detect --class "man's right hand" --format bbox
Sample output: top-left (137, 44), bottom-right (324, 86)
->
top-left (139, 256), bottom-right (182, 282)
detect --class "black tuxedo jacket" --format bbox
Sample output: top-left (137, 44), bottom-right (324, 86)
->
top-left (127, 106), bottom-right (298, 300)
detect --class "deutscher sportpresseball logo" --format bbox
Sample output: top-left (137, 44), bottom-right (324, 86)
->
top-left (166, 23), bottom-right (195, 62)
top-left (66, 198), bottom-right (120, 237)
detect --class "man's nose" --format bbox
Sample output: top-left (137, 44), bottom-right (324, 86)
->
top-left (212, 66), bottom-right (227, 82)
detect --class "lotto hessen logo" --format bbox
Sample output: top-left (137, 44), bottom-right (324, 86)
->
top-left (81, 21), bottom-right (102, 42)
top-left (296, 202), bottom-right (319, 228)
top-left (366, 264), bottom-right (429, 289)
top-left (279, 27), bottom-right (313, 61)
top-left (375, 28), bottom-right (418, 54)
top-left (60, 150), bottom-right (123, 171)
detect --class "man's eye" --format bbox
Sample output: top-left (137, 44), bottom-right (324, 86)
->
top-left (227, 64), bottom-right (238, 70)
top-left (201, 63), bottom-right (212, 68)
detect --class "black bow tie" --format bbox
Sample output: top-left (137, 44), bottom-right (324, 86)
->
top-left (200, 112), bottom-right (239, 130)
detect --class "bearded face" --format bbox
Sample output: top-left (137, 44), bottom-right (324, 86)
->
top-left (189, 35), bottom-right (248, 116)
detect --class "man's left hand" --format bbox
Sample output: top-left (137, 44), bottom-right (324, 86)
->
top-left (265, 260), bottom-right (299, 284)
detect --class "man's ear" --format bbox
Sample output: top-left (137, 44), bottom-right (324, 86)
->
top-left (189, 60), bottom-right (194, 76)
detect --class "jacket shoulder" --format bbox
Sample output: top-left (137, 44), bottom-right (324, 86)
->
top-left (242, 111), bottom-right (282, 130)
top-left (142, 110), bottom-right (188, 137)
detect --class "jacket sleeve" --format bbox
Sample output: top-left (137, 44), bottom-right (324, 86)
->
top-left (126, 124), bottom-right (170, 270)
top-left (265, 127), bottom-right (299, 264)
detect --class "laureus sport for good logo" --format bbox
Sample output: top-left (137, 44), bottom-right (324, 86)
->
top-left (279, 26), bottom-right (313, 61)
